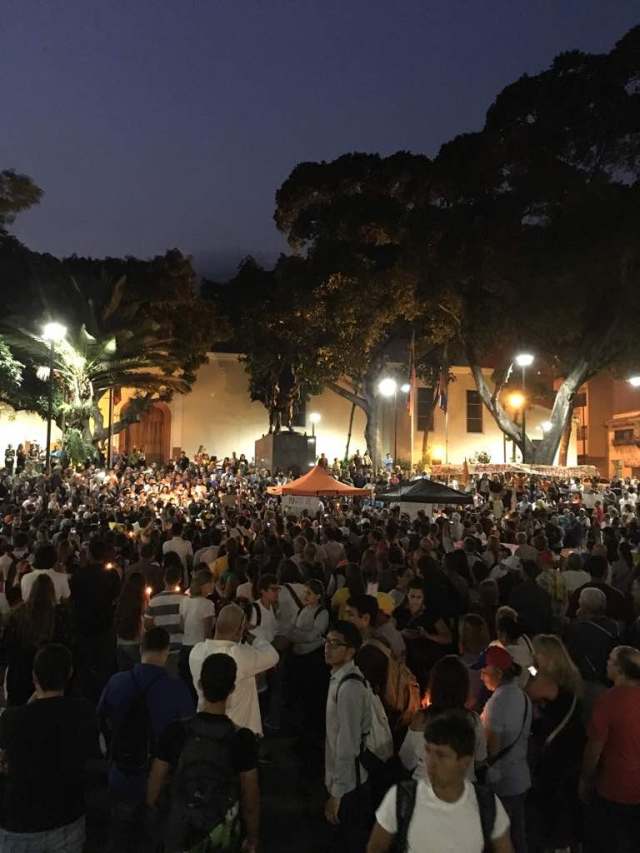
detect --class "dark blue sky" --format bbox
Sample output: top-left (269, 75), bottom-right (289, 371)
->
top-left (2, 0), bottom-right (637, 277)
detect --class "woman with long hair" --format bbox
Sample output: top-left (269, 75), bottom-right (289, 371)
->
top-left (526, 634), bottom-right (585, 851)
top-left (4, 574), bottom-right (72, 705)
top-left (399, 655), bottom-right (487, 782)
top-left (114, 572), bottom-right (146, 671)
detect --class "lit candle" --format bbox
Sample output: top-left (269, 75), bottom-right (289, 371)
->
top-left (174, 585), bottom-right (181, 593)
top-left (145, 586), bottom-right (153, 598)
top-left (105, 562), bottom-right (113, 570)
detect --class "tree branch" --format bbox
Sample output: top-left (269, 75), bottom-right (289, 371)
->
top-left (328, 381), bottom-right (368, 411)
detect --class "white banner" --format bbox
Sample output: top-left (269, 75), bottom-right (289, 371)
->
top-left (281, 494), bottom-right (321, 515)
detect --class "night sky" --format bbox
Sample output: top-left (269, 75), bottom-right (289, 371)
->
top-left (2, 0), bottom-right (638, 277)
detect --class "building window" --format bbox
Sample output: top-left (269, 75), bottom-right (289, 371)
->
top-left (292, 399), bottom-right (306, 429)
top-left (466, 390), bottom-right (483, 433)
top-left (416, 387), bottom-right (434, 431)
top-left (613, 428), bottom-right (634, 445)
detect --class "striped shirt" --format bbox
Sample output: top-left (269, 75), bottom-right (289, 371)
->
top-left (146, 590), bottom-right (184, 650)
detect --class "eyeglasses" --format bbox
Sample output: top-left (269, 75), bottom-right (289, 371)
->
top-left (323, 639), bottom-right (349, 649)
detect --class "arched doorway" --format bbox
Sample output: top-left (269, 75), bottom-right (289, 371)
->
top-left (118, 402), bottom-right (171, 464)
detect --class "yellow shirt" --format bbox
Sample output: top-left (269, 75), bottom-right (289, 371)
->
top-left (331, 586), bottom-right (352, 620)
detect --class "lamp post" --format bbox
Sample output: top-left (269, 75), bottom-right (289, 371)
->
top-left (507, 391), bottom-right (525, 463)
top-left (309, 411), bottom-right (321, 437)
top-left (514, 353), bottom-right (534, 462)
top-left (42, 322), bottom-right (67, 472)
top-left (378, 377), bottom-right (398, 464)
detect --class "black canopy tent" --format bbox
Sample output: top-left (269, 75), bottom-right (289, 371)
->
top-left (376, 477), bottom-right (473, 505)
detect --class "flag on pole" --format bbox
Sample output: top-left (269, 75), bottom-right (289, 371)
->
top-left (407, 332), bottom-right (417, 414)
top-left (437, 346), bottom-right (449, 413)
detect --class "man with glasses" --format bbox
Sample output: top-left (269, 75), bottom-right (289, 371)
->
top-left (324, 620), bottom-right (372, 852)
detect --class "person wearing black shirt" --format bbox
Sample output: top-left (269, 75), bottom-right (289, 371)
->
top-left (0, 644), bottom-right (99, 851)
top-left (394, 579), bottom-right (452, 691)
top-left (147, 651), bottom-right (259, 853)
top-left (69, 538), bottom-right (121, 702)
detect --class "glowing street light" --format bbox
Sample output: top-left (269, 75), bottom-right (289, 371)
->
top-left (378, 377), bottom-right (398, 398)
top-left (540, 420), bottom-right (553, 433)
top-left (309, 412), bottom-right (321, 437)
top-left (508, 391), bottom-right (525, 410)
top-left (400, 383), bottom-right (411, 393)
top-left (41, 321), bottom-right (67, 472)
top-left (42, 322), bottom-right (67, 343)
top-left (378, 377), bottom-right (399, 466)
top-left (628, 376), bottom-right (640, 388)
top-left (514, 353), bottom-right (534, 368)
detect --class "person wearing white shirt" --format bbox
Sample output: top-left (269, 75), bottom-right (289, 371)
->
top-left (248, 574), bottom-right (282, 730)
top-left (369, 711), bottom-right (511, 853)
top-left (276, 564), bottom-right (307, 640)
top-left (162, 522), bottom-right (193, 586)
top-left (189, 603), bottom-right (278, 736)
top-left (20, 544), bottom-right (70, 604)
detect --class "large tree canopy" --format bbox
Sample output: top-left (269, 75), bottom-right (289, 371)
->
top-left (272, 25), bottom-right (640, 464)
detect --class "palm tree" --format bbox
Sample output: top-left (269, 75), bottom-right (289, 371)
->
top-left (0, 250), bottom-right (215, 445)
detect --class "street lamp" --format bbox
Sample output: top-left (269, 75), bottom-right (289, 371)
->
top-left (628, 376), bottom-right (640, 388)
top-left (514, 353), bottom-right (534, 462)
top-left (540, 420), bottom-right (553, 434)
top-left (400, 383), bottom-right (411, 393)
top-left (42, 322), bottom-right (67, 471)
top-left (378, 377), bottom-right (398, 466)
top-left (309, 411), bottom-right (321, 437)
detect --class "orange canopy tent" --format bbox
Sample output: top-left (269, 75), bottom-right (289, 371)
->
top-left (267, 465), bottom-right (372, 497)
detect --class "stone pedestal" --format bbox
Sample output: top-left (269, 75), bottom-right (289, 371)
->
top-left (255, 431), bottom-right (316, 475)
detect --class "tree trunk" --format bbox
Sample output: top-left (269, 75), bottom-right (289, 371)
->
top-left (344, 401), bottom-right (356, 462)
top-left (467, 343), bottom-right (594, 466)
top-left (558, 401), bottom-right (575, 466)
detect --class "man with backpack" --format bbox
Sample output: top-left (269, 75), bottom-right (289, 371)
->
top-left (147, 652), bottom-right (259, 853)
top-left (324, 620), bottom-right (375, 852)
top-left (367, 711), bottom-right (512, 853)
top-left (98, 627), bottom-right (195, 851)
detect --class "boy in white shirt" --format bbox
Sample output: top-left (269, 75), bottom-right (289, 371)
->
top-left (368, 710), bottom-right (512, 853)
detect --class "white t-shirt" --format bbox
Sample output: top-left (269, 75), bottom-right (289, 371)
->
top-left (21, 568), bottom-right (71, 603)
top-left (376, 779), bottom-right (509, 853)
top-left (179, 595), bottom-right (216, 645)
top-left (249, 600), bottom-right (278, 644)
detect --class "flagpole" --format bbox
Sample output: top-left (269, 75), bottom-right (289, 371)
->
top-left (445, 407), bottom-right (449, 463)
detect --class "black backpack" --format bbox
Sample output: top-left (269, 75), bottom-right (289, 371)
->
top-left (166, 715), bottom-right (241, 852)
top-left (109, 671), bottom-right (163, 774)
top-left (394, 779), bottom-right (496, 853)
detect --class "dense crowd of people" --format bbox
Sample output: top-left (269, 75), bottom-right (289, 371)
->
top-left (0, 447), bottom-right (639, 852)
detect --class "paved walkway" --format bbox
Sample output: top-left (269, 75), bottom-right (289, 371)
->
top-left (260, 734), bottom-right (333, 853)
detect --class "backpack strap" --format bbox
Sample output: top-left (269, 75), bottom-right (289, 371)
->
top-left (395, 779), bottom-right (418, 853)
top-left (252, 601), bottom-right (262, 627)
top-left (472, 783), bottom-right (497, 853)
top-left (335, 671), bottom-right (366, 700)
top-left (284, 583), bottom-right (304, 611)
top-left (313, 605), bottom-right (328, 622)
